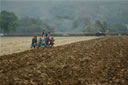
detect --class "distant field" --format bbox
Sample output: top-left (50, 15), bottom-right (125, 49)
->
top-left (0, 36), bottom-right (99, 56)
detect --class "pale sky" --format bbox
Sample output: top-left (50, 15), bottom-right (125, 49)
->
top-left (0, 0), bottom-right (127, 1)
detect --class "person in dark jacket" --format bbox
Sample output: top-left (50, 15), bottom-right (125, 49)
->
top-left (31, 36), bottom-right (37, 48)
top-left (38, 37), bottom-right (42, 47)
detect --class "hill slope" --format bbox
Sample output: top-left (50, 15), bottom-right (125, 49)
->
top-left (0, 36), bottom-right (128, 85)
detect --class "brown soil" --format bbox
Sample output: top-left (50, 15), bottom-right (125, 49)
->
top-left (0, 36), bottom-right (128, 85)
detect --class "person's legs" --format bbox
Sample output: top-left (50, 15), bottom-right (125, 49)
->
top-left (34, 45), bottom-right (35, 48)
top-left (31, 43), bottom-right (34, 48)
top-left (46, 42), bottom-right (48, 45)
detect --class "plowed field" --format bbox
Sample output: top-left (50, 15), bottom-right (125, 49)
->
top-left (0, 36), bottom-right (128, 85)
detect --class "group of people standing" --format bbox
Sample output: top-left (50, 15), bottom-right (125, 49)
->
top-left (31, 32), bottom-right (55, 48)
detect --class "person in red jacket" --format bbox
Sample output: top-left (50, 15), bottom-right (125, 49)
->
top-left (45, 34), bottom-right (49, 45)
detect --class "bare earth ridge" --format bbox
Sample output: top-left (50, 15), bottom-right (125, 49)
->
top-left (0, 36), bottom-right (128, 85)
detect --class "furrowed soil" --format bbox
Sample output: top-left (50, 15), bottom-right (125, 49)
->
top-left (0, 36), bottom-right (128, 85)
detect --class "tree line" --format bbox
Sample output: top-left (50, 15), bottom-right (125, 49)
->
top-left (0, 10), bottom-right (128, 34)
top-left (0, 10), bottom-right (55, 34)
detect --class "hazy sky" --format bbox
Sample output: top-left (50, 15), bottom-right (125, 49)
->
top-left (0, 0), bottom-right (127, 1)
